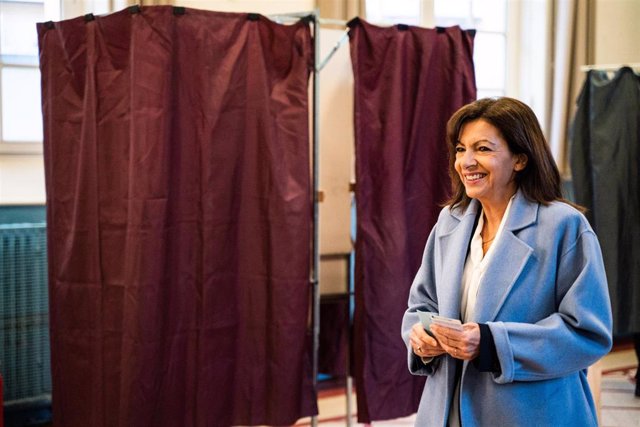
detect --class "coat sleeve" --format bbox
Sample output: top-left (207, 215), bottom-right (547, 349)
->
top-left (401, 224), bottom-right (442, 375)
top-left (488, 229), bottom-right (613, 384)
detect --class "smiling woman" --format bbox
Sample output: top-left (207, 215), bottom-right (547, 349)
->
top-left (402, 96), bottom-right (612, 426)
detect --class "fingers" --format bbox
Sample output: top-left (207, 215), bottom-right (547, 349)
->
top-left (409, 322), bottom-right (444, 357)
top-left (410, 336), bottom-right (441, 352)
top-left (431, 323), bottom-right (481, 360)
top-left (411, 340), bottom-right (444, 358)
top-left (430, 324), bottom-right (460, 347)
top-left (411, 322), bottom-right (439, 347)
top-left (410, 319), bottom-right (481, 360)
top-left (430, 326), bottom-right (460, 353)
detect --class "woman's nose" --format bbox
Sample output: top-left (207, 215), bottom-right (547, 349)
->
top-left (461, 150), bottom-right (477, 168)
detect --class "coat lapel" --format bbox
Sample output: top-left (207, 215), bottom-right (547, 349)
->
top-left (437, 199), bottom-right (480, 319)
top-left (472, 191), bottom-right (538, 323)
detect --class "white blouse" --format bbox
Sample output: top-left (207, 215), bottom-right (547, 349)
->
top-left (460, 196), bottom-right (515, 323)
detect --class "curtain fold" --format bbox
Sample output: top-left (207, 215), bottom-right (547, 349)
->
top-left (349, 19), bottom-right (476, 422)
top-left (38, 6), bottom-right (316, 426)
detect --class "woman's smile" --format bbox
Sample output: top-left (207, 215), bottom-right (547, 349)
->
top-left (463, 173), bottom-right (487, 183)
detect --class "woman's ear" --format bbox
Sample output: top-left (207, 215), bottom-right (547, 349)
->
top-left (514, 154), bottom-right (528, 171)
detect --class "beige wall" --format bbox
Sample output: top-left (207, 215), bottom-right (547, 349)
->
top-left (593, 0), bottom-right (640, 65)
top-left (0, 155), bottom-right (45, 205)
top-left (317, 28), bottom-right (354, 295)
top-left (319, 254), bottom-right (350, 295)
top-left (318, 28), bottom-right (354, 256)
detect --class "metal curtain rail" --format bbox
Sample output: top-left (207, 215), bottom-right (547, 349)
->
top-left (580, 63), bottom-right (640, 72)
top-left (311, 10), bottom-right (321, 427)
top-left (268, 13), bottom-right (351, 74)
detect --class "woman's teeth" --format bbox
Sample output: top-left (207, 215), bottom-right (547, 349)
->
top-left (466, 173), bottom-right (485, 181)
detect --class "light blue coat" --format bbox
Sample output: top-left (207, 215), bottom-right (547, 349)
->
top-left (401, 190), bottom-right (612, 426)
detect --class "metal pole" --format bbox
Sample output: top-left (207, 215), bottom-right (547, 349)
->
top-left (346, 376), bottom-right (354, 426)
top-left (311, 9), bottom-right (321, 427)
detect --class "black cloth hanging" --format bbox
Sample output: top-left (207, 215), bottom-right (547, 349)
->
top-left (570, 66), bottom-right (640, 335)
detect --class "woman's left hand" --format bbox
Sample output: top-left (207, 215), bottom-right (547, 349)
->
top-left (430, 322), bottom-right (481, 360)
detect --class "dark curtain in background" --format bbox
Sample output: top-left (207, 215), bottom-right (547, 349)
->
top-left (570, 67), bottom-right (640, 335)
top-left (37, 6), bottom-right (316, 426)
top-left (349, 19), bottom-right (476, 422)
top-left (318, 295), bottom-right (350, 377)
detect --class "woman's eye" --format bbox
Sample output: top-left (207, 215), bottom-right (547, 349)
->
top-left (455, 146), bottom-right (465, 153)
top-left (478, 146), bottom-right (491, 152)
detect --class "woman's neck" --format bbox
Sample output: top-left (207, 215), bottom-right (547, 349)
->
top-left (479, 189), bottom-right (516, 228)
top-left (480, 194), bottom-right (514, 238)
top-left (482, 204), bottom-right (507, 231)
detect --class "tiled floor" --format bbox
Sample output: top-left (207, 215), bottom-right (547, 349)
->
top-left (297, 349), bottom-right (639, 426)
top-left (600, 349), bottom-right (640, 427)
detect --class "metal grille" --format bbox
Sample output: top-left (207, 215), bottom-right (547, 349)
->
top-left (0, 223), bottom-right (51, 405)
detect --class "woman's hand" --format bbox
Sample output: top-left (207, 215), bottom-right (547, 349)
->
top-left (409, 322), bottom-right (446, 358)
top-left (430, 322), bottom-right (481, 360)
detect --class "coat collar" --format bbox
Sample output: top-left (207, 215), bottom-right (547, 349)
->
top-left (438, 190), bottom-right (539, 322)
top-left (448, 190), bottom-right (538, 232)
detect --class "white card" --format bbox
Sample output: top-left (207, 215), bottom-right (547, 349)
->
top-left (431, 315), bottom-right (463, 331)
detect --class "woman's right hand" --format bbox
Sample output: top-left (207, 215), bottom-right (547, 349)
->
top-left (409, 321), bottom-right (446, 358)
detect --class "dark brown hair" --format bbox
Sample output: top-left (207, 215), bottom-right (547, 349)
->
top-left (445, 97), bottom-right (578, 211)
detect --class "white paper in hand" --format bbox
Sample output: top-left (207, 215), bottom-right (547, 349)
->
top-left (431, 315), bottom-right (463, 331)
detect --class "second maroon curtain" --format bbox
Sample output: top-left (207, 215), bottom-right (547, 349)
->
top-left (349, 19), bottom-right (476, 422)
top-left (38, 6), bottom-right (315, 426)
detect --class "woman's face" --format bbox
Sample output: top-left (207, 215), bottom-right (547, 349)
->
top-left (454, 119), bottom-right (527, 208)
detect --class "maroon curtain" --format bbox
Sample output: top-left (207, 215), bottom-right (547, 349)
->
top-left (37, 6), bottom-right (316, 426)
top-left (349, 19), bottom-right (476, 422)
